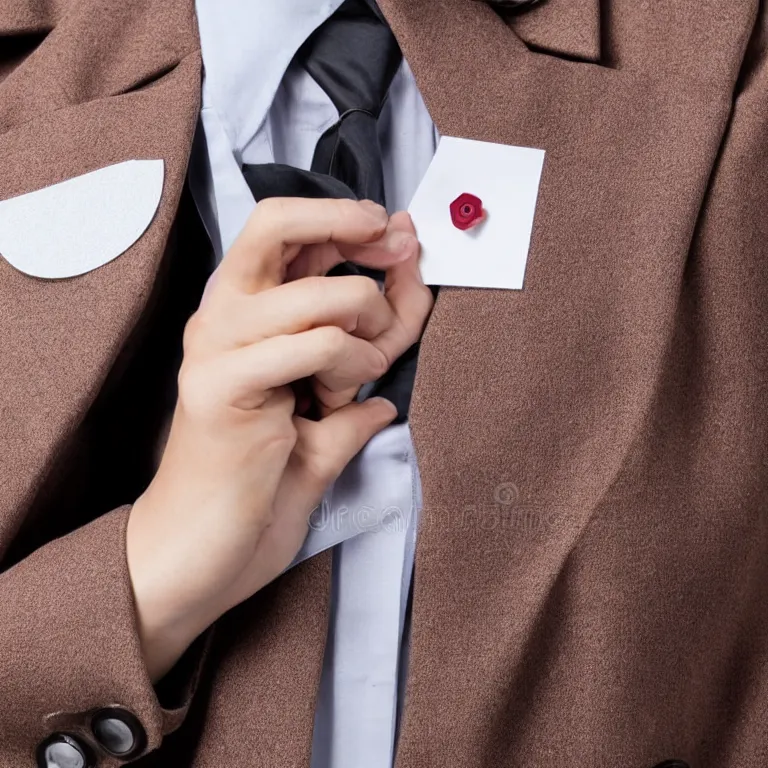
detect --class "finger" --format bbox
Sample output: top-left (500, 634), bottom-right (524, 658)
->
top-left (306, 248), bottom-right (431, 415)
top-left (212, 327), bottom-right (389, 409)
top-left (313, 381), bottom-right (361, 419)
top-left (372, 212), bottom-right (434, 364)
top-left (292, 397), bottom-right (398, 485)
top-left (307, 213), bottom-right (432, 416)
top-left (216, 198), bottom-right (389, 294)
top-left (213, 275), bottom-right (396, 349)
top-left (285, 221), bottom-right (419, 281)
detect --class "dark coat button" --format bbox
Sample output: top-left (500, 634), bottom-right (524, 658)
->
top-left (91, 707), bottom-right (146, 758)
top-left (36, 734), bottom-right (92, 768)
top-left (653, 761), bottom-right (690, 768)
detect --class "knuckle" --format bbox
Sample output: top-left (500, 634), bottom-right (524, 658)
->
top-left (403, 291), bottom-right (434, 345)
top-left (182, 312), bottom-right (203, 352)
top-left (334, 198), bottom-right (358, 216)
top-left (419, 283), bottom-right (436, 311)
top-left (317, 325), bottom-right (348, 357)
top-left (249, 197), bottom-right (287, 229)
top-left (177, 362), bottom-right (215, 418)
top-left (350, 275), bottom-right (381, 303)
top-left (260, 417), bottom-right (298, 456)
top-left (294, 441), bottom-right (339, 487)
top-left (252, 196), bottom-right (280, 218)
top-left (370, 348), bottom-right (390, 380)
top-left (183, 309), bottom-right (221, 356)
top-left (405, 321), bottom-right (424, 348)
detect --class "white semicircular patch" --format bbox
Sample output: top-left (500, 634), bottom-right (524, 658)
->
top-left (0, 159), bottom-right (165, 279)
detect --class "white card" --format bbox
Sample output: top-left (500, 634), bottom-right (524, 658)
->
top-left (409, 137), bottom-right (545, 290)
top-left (0, 159), bottom-right (164, 279)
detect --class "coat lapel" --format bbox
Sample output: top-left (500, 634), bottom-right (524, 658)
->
top-left (4, 1), bottom-right (763, 766)
top-left (0, 5), bottom-right (334, 767)
top-left (0, 0), bottom-right (65, 35)
top-left (0, 0), bottom-right (201, 542)
top-left (508, 0), bottom-right (601, 63)
top-left (379, 0), bottom-right (759, 765)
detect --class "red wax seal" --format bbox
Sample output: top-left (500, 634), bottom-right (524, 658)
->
top-left (450, 193), bottom-right (485, 231)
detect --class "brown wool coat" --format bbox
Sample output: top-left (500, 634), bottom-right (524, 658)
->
top-left (1, 0), bottom-right (768, 766)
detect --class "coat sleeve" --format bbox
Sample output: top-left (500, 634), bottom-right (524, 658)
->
top-left (0, 505), bottom-right (209, 766)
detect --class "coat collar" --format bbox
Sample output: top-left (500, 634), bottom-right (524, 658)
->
top-left (511, 0), bottom-right (601, 63)
top-left (195, 0), bottom-right (345, 152)
top-left (194, 0), bottom-right (600, 158)
top-left (0, 0), bottom-right (597, 763)
top-left (379, 0), bottom-right (601, 71)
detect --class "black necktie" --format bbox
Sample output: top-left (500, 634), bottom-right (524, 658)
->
top-left (243, 0), bottom-right (419, 423)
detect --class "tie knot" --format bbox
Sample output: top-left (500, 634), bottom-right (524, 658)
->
top-left (297, 0), bottom-right (402, 115)
top-left (313, 109), bottom-right (383, 201)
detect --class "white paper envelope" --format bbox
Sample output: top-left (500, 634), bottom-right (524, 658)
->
top-left (409, 137), bottom-right (545, 290)
top-left (0, 159), bottom-right (165, 279)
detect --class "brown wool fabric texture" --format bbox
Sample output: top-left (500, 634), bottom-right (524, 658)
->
top-left (1, 0), bottom-right (768, 766)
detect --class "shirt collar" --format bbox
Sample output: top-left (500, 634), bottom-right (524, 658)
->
top-left (195, 0), bottom-right (345, 152)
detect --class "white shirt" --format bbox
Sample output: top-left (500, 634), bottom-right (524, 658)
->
top-left (189, 2), bottom-right (437, 767)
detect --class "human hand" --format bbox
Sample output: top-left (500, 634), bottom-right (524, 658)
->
top-left (126, 198), bottom-right (433, 680)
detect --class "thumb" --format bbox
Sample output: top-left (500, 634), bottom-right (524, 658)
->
top-left (295, 397), bottom-right (398, 483)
